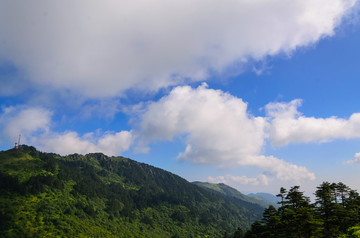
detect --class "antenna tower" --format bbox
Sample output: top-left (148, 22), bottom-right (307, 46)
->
top-left (18, 134), bottom-right (21, 148)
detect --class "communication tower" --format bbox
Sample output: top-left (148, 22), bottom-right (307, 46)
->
top-left (14, 134), bottom-right (21, 149)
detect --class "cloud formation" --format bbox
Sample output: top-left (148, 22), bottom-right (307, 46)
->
top-left (0, 106), bottom-right (133, 156)
top-left (136, 83), bottom-right (266, 164)
top-left (7, 88), bottom-right (360, 182)
top-left (135, 84), bottom-right (315, 181)
top-left (345, 152), bottom-right (360, 164)
top-left (0, 0), bottom-right (356, 97)
top-left (5, 87), bottom-right (360, 183)
top-left (34, 131), bottom-right (133, 156)
top-left (267, 99), bottom-right (360, 146)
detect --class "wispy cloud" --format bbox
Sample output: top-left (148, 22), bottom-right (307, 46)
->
top-left (345, 152), bottom-right (360, 164)
top-left (0, 0), bottom-right (356, 97)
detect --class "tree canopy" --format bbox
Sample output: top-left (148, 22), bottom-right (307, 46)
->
top-left (244, 182), bottom-right (360, 238)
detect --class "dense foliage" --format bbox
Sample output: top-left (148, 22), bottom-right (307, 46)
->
top-left (0, 146), bottom-right (263, 237)
top-left (243, 183), bottom-right (360, 238)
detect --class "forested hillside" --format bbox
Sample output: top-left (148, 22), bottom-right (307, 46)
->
top-left (0, 146), bottom-right (263, 237)
top-left (193, 182), bottom-right (276, 208)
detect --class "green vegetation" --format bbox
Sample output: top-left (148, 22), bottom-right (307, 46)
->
top-left (4, 146), bottom-right (359, 238)
top-left (193, 182), bottom-right (277, 208)
top-left (242, 183), bottom-right (360, 238)
top-left (0, 146), bottom-right (263, 237)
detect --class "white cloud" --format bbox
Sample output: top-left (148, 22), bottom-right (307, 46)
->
top-left (251, 155), bottom-right (315, 181)
top-left (267, 99), bottom-right (360, 146)
top-left (208, 174), bottom-right (269, 186)
top-left (345, 152), bottom-right (360, 164)
top-left (135, 84), bottom-right (315, 181)
top-left (34, 130), bottom-right (133, 156)
top-left (136, 83), bottom-right (266, 165)
top-left (0, 106), bottom-right (133, 156)
top-left (0, 106), bottom-right (52, 144)
top-left (0, 0), bottom-right (356, 97)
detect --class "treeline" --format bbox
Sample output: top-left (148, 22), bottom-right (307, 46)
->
top-left (241, 182), bottom-right (360, 238)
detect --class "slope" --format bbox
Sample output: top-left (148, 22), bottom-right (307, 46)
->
top-left (0, 146), bottom-right (264, 237)
top-left (193, 182), bottom-right (275, 208)
top-left (247, 192), bottom-right (280, 208)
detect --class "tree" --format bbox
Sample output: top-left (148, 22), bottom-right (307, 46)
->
top-left (337, 182), bottom-right (350, 206)
top-left (282, 186), bottom-right (320, 238)
top-left (276, 187), bottom-right (287, 208)
top-left (261, 205), bottom-right (281, 237)
top-left (285, 186), bottom-right (310, 209)
top-left (244, 220), bottom-right (265, 238)
top-left (315, 182), bottom-right (341, 237)
top-left (245, 182), bottom-right (360, 238)
top-left (233, 227), bottom-right (244, 238)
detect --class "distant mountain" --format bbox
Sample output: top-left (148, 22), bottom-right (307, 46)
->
top-left (0, 145), bottom-right (264, 237)
top-left (247, 192), bottom-right (280, 208)
top-left (193, 182), bottom-right (275, 208)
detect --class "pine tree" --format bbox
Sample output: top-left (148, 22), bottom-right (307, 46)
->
top-left (315, 182), bottom-right (340, 237)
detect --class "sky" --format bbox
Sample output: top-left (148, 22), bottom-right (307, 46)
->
top-left (1, 0), bottom-right (360, 196)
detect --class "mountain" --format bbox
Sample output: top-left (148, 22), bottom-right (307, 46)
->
top-left (0, 146), bottom-right (264, 237)
top-left (247, 192), bottom-right (280, 208)
top-left (193, 182), bottom-right (275, 208)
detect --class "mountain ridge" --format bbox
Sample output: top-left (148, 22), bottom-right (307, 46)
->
top-left (0, 145), bottom-right (264, 237)
top-left (247, 192), bottom-right (280, 208)
top-left (193, 181), bottom-right (277, 208)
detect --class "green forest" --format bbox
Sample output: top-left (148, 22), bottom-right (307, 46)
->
top-left (242, 183), bottom-right (360, 238)
top-left (0, 146), bottom-right (264, 237)
top-left (2, 145), bottom-right (360, 237)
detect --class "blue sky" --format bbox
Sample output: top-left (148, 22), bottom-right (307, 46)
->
top-left (1, 0), bottom-right (360, 195)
